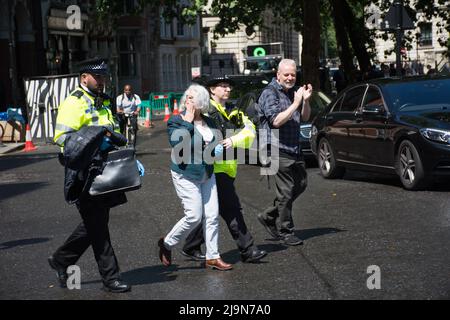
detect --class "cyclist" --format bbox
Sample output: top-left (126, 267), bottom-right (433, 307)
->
top-left (116, 85), bottom-right (141, 146)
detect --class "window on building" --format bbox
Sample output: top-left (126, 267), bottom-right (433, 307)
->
top-left (419, 23), bottom-right (433, 47)
top-left (168, 54), bottom-right (174, 88)
top-left (176, 56), bottom-right (181, 90)
top-left (118, 34), bottom-right (137, 77)
top-left (193, 55), bottom-right (198, 68)
top-left (177, 20), bottom-right (185, 37)
top-left (192, 17), bottom-right (199, 38)
top-left (181, 54), bottom-right (187, 86)
top-left (160, 16), bottom-right (172, 39)
top-left (123, 0), bottom-right (136, 14)
top-left (162, 54), bottom-right (168, 91)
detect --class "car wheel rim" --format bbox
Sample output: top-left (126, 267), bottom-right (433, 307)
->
top-left (400, 145), bottom-right (415, 184)
top-left (319, 142), bottom-right (331, 173)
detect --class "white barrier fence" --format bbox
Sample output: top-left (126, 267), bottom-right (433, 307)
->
top-left (24, 74), bottom-right (79, 141)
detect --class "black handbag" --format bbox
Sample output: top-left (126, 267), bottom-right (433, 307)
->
top-left (89, 148), bottom-right (141, 196)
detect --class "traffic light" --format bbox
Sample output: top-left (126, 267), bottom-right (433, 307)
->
top-left (247, 45), bottom-right (271, 57)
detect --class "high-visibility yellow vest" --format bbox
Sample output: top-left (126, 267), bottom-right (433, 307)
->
top-left (210, 99), bottom-right (256, 178)
top-left (54, 87), bottom-right (119, 148)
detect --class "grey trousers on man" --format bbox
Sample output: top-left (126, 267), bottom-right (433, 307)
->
top-left (261, 152), bottom-right (307, 236)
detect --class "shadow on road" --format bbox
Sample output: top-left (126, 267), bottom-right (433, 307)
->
top-left (0, 152), bottom-right (58, 171)
top-left (0, 182), bottom-right (49, 202)
top-left (220, 228), bottom-right (344, 263)
top-left (221, 243), bottom-right (289, 264)
top-left (339, 170), bottom-right (450, 192)
top-left (0, 237), bottom-right (52, 250)
top-left (295, 227), bottom-right (346, 241)
top-left (121, 265), bottom-right (178, 286)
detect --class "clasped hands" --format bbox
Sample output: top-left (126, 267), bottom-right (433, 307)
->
top-left (294, 84), bottom-right (313, 107)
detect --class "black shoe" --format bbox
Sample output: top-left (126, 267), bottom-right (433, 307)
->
top-left (282, 234), bottom-right (303, 246)
top-left (241, 247), bottom-right (268, 263)
top-left (48, 256), bottom-right (68, 288)
top-left (181, 249), bottom-right (206, 261)
top-left (102, 280), bottom-right (131, 293)
top-left (257, 214), bottom-right (281, 239)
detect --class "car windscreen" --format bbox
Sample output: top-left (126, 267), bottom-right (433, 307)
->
top-left (229, 78), bottom-right (270, 102)
top-left (383, 78), bottom-right (450, 112)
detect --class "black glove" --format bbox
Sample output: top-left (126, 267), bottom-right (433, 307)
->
top-left (104, 127), bottom-right (127, 147)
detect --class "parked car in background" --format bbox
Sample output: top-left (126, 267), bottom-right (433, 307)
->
top-left (311, 75), bottom-right (450, 190)
top-left (226, 74), bottom-right (270, 105)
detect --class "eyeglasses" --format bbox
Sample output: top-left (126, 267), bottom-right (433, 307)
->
top-left (217, 84), bottom-right (233, 90)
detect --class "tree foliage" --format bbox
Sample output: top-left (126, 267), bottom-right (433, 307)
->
top-left (96, 0), bottom-right (450, 86)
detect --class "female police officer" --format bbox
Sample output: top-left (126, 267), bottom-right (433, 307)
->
top-left (182, 76), bottom-right (267, 263)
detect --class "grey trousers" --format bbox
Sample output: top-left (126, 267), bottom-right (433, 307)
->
top-left (262, 152), bottom-right (307, 236)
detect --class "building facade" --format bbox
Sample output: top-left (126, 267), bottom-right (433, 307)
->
top-left (158, 11), bottom-right (202, 92)
top-left (0, 0), bottom-right (202, 113)
top-left (369, 0), bottom-right (450, 73)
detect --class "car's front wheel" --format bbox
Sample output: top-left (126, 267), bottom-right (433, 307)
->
top-left (318, 138), bottom-right (345, 179)
top-left (396, 140), bottom-right (429, 190)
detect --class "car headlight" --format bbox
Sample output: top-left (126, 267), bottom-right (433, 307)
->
top-left (420, 128), bottom-right (450, 145)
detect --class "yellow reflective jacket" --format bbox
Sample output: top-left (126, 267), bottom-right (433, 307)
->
top-left (54, 87), bottom-right (119, 148)
top-left (209, 99), bottom-right (256, 178)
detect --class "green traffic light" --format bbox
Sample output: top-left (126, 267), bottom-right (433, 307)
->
top-left (253, 47), bottom-right (266, 57)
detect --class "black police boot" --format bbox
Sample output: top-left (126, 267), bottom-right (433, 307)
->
top-left (48, 256), bottom-right (68, 288)
top-left (241, 247), bottom-right (268, 263)
top-left (181, 249), bottom-right (206, 261)
top-left (102, 280), bottom-right (131, 293)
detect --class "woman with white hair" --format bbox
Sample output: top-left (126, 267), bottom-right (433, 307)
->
top-left (157, 84), bottom-right (233, 271)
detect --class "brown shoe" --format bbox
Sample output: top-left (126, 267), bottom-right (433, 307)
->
top-left (158, 237), bottom-right (172, 267)
top-left (205, 258), bottom-right (233, 271)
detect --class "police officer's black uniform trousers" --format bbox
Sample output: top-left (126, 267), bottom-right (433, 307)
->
top-left (183, 172), bottom-right (255, 256)
top-left (52, 195), bottom-right (120, 284)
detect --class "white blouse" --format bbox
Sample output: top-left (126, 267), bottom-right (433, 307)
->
top-left (194, 120), bottom-right (214, 144)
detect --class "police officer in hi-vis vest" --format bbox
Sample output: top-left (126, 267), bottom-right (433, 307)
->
top-left (48, 58), bottom-right (131, 293)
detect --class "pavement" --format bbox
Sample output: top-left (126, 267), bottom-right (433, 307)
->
top-left (0, 142), bottom-right (25, 155)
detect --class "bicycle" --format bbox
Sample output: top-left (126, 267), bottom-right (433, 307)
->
top-left (123, 113), bottom-right (138, 148)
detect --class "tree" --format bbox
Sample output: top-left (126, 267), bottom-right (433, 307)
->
top-left (96, 0), bottom-right (450, 86)
top-left (301, 0), bottom-right (321, 89)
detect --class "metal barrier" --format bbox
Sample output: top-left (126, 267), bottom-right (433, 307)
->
top-left (138, 92), bottom-right (183, 123)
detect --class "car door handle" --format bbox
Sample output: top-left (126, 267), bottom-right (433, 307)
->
top-left (354, 118), bottom-right (363, 123)
top-left (326, 115), bottom-right (334, 121)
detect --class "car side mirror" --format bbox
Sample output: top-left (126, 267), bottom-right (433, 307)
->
top-left (362, 104), bottom-right (384, 115)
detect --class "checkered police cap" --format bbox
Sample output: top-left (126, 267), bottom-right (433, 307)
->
top-left (206, 75), bottom-right (235, 87)
top-left (77, 57), bottom-right (109, 76)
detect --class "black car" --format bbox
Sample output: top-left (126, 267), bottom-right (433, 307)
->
top-left (237, 87), bottom-right (331, 160)
top-left (311, 75), bottom-right (450, 190)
